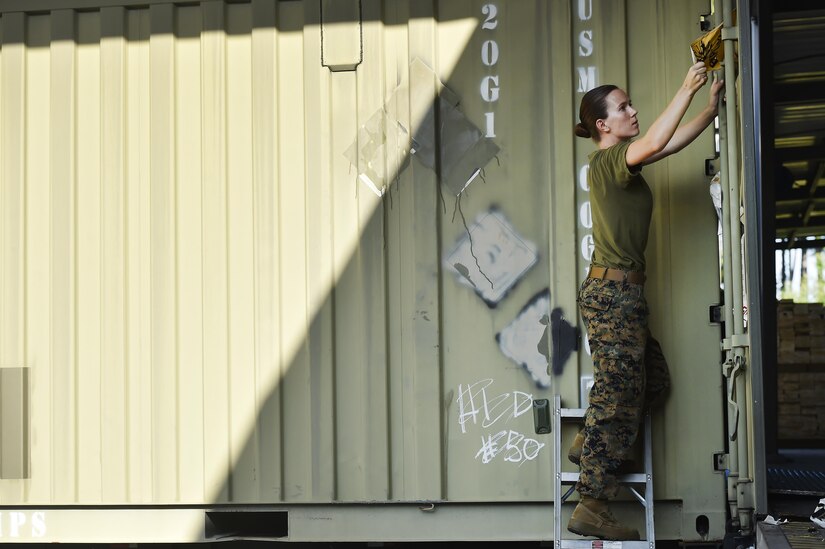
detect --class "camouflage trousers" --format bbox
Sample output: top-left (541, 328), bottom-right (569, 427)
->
top-left (575, 276), bottom-right (671, 499)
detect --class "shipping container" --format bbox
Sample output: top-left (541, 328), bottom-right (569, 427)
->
top-left (0, 0), bottom-right (807, 545)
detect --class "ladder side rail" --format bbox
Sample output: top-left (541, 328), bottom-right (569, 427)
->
top-left (554, 394), bottom-right (563, 548)
top-left (644, 412), bottom-right (655, 548)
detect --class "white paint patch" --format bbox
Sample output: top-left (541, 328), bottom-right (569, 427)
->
top-left (444, 208), bottom-right (538, 306)
top-left (496, 292), bottom-right (552, 388)
top-left (474, 429), bottom-right (545, 465)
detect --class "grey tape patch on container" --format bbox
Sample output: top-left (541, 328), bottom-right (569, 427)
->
top-left (344, 58), bottom-right (499, 197)
top-left (343, 107), bottom-right (410, 197)
top-left (401, 59), bottom-right (500, 196)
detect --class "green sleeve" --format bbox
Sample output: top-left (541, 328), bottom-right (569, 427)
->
top-left (600, 140), bottom-right (642, 189)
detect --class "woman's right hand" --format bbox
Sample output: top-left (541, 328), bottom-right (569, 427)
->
top-left (707, 74), bottom-right (725, 113)
top-left (682, 61), bottom-right (709, 94)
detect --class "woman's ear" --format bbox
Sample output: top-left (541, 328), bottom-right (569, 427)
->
top-left (595, 119), bottom-right (610, 133)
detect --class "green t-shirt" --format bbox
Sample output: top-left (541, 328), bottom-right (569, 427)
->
top-left (587, 140), bottom-right (653, 272)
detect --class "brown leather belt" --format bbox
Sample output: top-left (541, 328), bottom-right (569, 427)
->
top-left (587, 265), bottom-right (646, 285)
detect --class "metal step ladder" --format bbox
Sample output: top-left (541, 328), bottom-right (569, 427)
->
top-left (553, 393), bottom-right (655, 549)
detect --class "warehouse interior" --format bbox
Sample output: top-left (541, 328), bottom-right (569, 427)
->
top-left (759, 0), bottom-right (825, 518)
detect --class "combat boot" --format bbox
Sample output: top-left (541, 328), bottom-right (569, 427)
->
top-left (568, 430), bottom-right (586, 464)
top-left (567, 496), bottom-right (640, 540)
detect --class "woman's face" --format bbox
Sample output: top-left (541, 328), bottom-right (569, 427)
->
top-left (599, 88), bottom-right (639, 140)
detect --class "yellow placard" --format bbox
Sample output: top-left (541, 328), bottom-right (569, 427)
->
top-left (690, 23), bottom-right (724, 71)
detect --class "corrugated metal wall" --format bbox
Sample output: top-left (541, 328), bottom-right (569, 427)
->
top-left (0, 0), bottom-right (727, 539)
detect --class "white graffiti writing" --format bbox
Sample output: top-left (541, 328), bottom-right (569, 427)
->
top-left (456, 378), bottom-right (533, 434)
top-left (457, 379), bottom-right (545, 466)
top-left (475, 429), bottom-right (546, 465)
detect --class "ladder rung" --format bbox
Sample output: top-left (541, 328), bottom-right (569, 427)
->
top-left (616, 473), bottom-right (648, 484)
top-left (560, 472), bottom-right (648, 484)
top-left (560, 472), bottom-right (581, 484)
top-left (559, 540), bottom-right (652, 549)
top-left (559, 408), bottom-right (587, 418)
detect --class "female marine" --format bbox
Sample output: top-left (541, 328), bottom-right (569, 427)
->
top-left (567, 62), bottom-right (724, 541)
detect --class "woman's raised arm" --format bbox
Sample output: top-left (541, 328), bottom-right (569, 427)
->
top-left (625, 62), bottom-right (711, 167)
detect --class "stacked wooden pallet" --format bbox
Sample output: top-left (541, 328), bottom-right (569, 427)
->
top-left (777, 300), bottom-right (825, 440)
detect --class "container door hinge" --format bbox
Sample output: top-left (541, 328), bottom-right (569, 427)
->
top-left (705, 156), bottom-right (720, 176)
top-left (709, 304), bottom-right (723, 324)
top-left (713, 452), bottom-right (729, 472)
top-left (738, 478), bottom-right (755, 509)
top-left (721, 334), bottom-right (749, 352)
top-left (721, 26), bottom-right (739, 42)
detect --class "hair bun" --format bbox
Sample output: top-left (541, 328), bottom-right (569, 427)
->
top-left (574, 122), bottom-right (591, 139)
